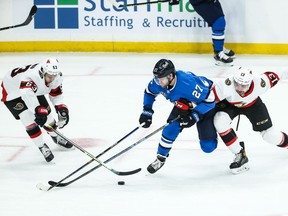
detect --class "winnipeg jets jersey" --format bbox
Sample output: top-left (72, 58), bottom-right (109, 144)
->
top-left (212, 71), bottom-right (287, 108)
top-left (1, 63), bottom-right (64, 112)
top-left (143, 70), bottom-right (215, 115)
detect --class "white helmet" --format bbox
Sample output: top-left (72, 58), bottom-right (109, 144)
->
top-left (42, 58), bottom-right (61, 76)
top-left (233, 67), bottom-right (253, 86)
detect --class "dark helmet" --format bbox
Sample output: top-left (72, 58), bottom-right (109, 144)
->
top-left (153, 59), bottom-right (175, 78)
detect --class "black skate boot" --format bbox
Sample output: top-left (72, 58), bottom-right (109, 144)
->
top-left (214, 50), bottom-right (234, 66)
top-left (39, 144), bottom-right (54, 162)
top-left (147, 154), bottom-right (167, 174)
top-left (223, 47), bottom-right (236, 59)
top-left (230, 142), bottom-right (249, 174)
top-left (51, 135), bottom-right (73, 148)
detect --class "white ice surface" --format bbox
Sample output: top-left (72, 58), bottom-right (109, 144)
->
top-left (1, 52), bottom-right (288, 216)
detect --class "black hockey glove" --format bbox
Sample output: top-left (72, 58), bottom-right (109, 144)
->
top-left (179, 112), bottom-right (200, 128)
top-left (174, 98), bottom-right (192, 117)
top-left (34, 106), bottom-right (48, 127)
top-left (139, 106), bottom-right (154, 128)
top-left (55, 104), bottom-right (69, 129)
top-left (169, 0), bottom-right (180, 5)
top-left (174, 99), bottom-right (200, 128)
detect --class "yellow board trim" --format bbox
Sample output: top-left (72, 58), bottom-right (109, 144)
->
top-left (1, 41), bottom-right (288, 54)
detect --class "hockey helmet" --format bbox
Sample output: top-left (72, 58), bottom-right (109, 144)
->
top-left (153, 59), bottom-right (175, 78)
top-left (233, 67), bottom-right (253, 86)
top-left (42, 58), bottom-right (61, 76)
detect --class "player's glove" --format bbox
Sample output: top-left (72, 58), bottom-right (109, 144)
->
top-left (174, 99), bottom-right (200, 128)
top-left (139, 106), bottom-right (154, 128)
top-left (179, 112), bottom-right (200, 128)
top-left (169, 0), bottom-right (180, 5)
top-left (174, 98), bottom-right (191, 117)
top-left (55, 104), bottom-right (69, 129)
top-left (34, 106), bottom-right (48, 127)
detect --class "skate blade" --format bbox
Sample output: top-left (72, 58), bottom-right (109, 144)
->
top-left (231, 163), bottom-right (250, 175)
top-left (215, 60), bottom-right (234, 67)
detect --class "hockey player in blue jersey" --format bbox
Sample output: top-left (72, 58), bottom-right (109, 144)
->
top-left (190, 0), bottom-right (235, 65)
top-left (169, 0), bottom-right (235, 66)
top-left (139, 59), bottom-right (218, 174)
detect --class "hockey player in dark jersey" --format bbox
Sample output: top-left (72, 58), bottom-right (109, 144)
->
top-left (138, 59), bottom-right (217, 174)
top-left (169, 0), bottom-right (235, 66)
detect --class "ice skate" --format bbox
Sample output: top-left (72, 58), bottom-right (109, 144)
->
top-left (230, 142), bottom-right (249, 174)
top-left (214, 50), bottom-right (234, 66)
top-left (147, 154), bottom-right (167, 174)
top-left (39, 144), bottom-right (54, 162)
top-left (51, 135), bottom-right (73, 148)
top-left (223, 47), bottom-right (236, 59)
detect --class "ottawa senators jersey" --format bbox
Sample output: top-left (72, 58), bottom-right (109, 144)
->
top-left (212, 71), bottom-right (287, 108)
top-left (1, 63), bottom-right (64, 112)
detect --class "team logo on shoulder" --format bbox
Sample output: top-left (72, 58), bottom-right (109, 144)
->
top-left (225, 78), bottom-right (232, 86)
top-left (200, 78), bottom-right (209, 87)
top-left (260, 78), bottom-right (266, 87)
top-left (13, 103), bottom-right (25, 111)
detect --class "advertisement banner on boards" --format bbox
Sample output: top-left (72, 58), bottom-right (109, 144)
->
top-left (3, 0), bottom-right (244, 42)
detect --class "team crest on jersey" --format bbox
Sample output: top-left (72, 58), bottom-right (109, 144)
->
top-left (13, 103), bottom-right (25, 111)
top-left (260, 78), bottom-right (266, 87)
top-left (225, 78), bottom-right (232, 86)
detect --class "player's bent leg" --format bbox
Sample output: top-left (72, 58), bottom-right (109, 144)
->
top-left (147, 122), bottom-right (181, 174)
top-left (199, 139), bottom-right (217, 153)
top-left (19, 110), bottom-right (54, 162)
top-left (261, 127), bottom-right (288, 148)
top-left (214, 112), bottom-right (249, 173)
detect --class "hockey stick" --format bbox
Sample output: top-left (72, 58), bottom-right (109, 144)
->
top-left (0, 5), bottom-right (37, 31)
top-left (107, 0), bottom-right (122, 7)
top-left (37, 124), bottom-right (143, 191)
top-left (47, 116), bottom-right (180, 188)
top-left (43, 125), bottom-right (142, 176)
top-left (119, 0), bottom-right (169, 7)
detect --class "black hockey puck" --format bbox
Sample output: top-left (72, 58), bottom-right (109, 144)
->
top-left (118, 181), bottom-right (125, 185)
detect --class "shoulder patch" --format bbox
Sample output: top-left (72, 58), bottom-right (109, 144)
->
top-left (260, 78), bottom-right (266, 87)
top-left (225, 78), bottom-right (232, 86)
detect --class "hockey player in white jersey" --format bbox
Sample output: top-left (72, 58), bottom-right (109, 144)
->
top-left (1, 58), bottom-right (72, 162)
top-left (212, 67), bottom-right (288, 174)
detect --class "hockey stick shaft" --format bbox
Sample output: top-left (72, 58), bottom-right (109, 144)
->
top-left (44, 125), bottom-right (141, 176)
top-left (119, 0), bottom-right (169, 7)
top-left (48, 116), bottom-right (180, 188)
top-left (0, 5), bottom-right (37, 31)
top-left (45, 124), bottom-right (143, 190)
top-left (106, 0), bottom-right (122, 7)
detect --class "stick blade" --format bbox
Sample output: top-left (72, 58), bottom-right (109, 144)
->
top-left (115, 168), bottom-right (142, 176)
top-left (30, 5), bottom-right (38, 16)
top-left (48, 180), bottom-right (69, 187)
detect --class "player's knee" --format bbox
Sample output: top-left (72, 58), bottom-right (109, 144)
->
top-left (213, 111), bottom-right (231, 132)
top-left (212, 16), bottom-right (226, 32)
top-left (200, 139), bottom-right (217, 153)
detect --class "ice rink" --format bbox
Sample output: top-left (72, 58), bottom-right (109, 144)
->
top-left (1, 52), bottom-right (288, 216)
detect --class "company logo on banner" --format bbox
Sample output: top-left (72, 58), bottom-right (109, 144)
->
top-left (33, 0), bottom-right (208, 31)
top-left (34, 0), bottom-right (79, 29)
